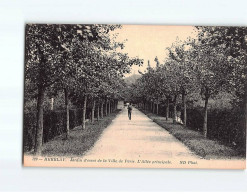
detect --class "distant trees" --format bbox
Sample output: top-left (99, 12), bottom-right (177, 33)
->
top-left (24, 24), bottom-right (143, 155)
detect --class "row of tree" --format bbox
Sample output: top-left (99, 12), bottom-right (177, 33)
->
top-left (128, 27), bottom-right (246, 142)
top-left (24, 24), bottom-right (143, 155)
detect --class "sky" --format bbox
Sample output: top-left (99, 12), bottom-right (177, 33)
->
top-left (113, 25), bottom-right (198, 76)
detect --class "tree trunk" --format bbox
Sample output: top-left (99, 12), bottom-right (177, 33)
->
top-left (82, 96), bottom-right (87, 130)
top-left (182, 91), bottom-right (187, 126)
top-left (152, 102), bottom-right (155, 113)
top-left (101, 102), bottom-right (104, 118)
top-left (166, 98), bottom-right (169, 121)
top-left (105, 100), bottom-right (108, 116)
top-left (91, 99), bottom-right (95, 123)
top-left (156, 103), bottom-right (159, 115)
top-left (64, 88), bottom-right (69, 139)
top-left (97, 104), bottom-right (100, 121)
top-left (173, 94), bottom-right (177, 124)
top-left (244, 67), bottom-right (247, 147)
top-left (203, 96), bottom-right (209, 138)
top-left (34, 86), bottom-right (45, 156)
top-left (108, 101), bottom-right (111, 114)
top-left (50, 98), bottom-right (54, 110)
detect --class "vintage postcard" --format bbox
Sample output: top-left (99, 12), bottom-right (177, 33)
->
top-left (23, 24), bottom-right (246, 169)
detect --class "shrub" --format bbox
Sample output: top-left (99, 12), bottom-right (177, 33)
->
top-left (43, 110), bottom-right (66, 143)
top-left (23, 112), bottom-right (36, 152)
top-left (186, 107), bottom-right (245, 148)
top-left (23, 108), bottom-right (85, 152)
top-left (69, 109), bottom-right (83, 129)
top-left (186, 108), bottom-right (204, 132)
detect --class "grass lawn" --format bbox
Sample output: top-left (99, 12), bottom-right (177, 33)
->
top-left (140, 109), bottom-right (243, 160)
top-left (36, 109), bottom-right (121, 157)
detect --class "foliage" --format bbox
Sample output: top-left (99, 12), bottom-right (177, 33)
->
top-left (127, 26), bottom-right (246, 146)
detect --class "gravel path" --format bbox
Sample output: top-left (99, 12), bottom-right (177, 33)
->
top-left (83, 107), bottom-right (199, 161)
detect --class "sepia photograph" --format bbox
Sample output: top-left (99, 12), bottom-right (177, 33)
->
top-left (23, 24), bottom-right (246, 169)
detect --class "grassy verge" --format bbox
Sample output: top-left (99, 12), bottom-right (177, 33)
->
top-left (139, 108), bottom-right (243, 159)
top-left (29, 109), bottom-right (121, 157)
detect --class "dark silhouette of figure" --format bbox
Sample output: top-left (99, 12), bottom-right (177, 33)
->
top-left (127, 103), bottom-right (132, 120)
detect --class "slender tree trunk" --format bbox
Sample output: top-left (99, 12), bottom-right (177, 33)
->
top-left (105, 100), bottom-right (108, 116)
top-left (101, 102), bottom-right (104, 118)
top-left (182, 91), bottom-right (187, 126)
top-left (173, 94), bottom-right (177, 124)
top-left (64, 88), bottom-right (69, 139)
top-left (244, 67), bottom-right (247, 147)
top-left (152, 102), bottom-right (155, 113)
top-left (156, 103), bottom-right (159, 115)
top-left (166, 98), bottom-right (169, 121)
top-left (97, 104), bottom-right (100, 121)
top-left (50, 98), bottom-right (54, 110)
top-left (91, 99), bottom-right (95, 123)
top-left (34, 86), bottom-right (45, 156)
top-left (82, 96), bottom-right (87, 130)
top-left (203, 96), bottom-right (209, 138)
top-left (108, 101), bottom-right (111, 114)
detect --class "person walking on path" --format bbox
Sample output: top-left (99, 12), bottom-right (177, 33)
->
top-left (127, 103), bottom-right (132, 120)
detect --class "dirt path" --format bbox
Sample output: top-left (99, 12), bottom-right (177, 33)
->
top-left (83, 107), bottom-right (199, 161)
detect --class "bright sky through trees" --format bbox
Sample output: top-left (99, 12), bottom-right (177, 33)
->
top-left (114, 25), bottom-right (197, 76)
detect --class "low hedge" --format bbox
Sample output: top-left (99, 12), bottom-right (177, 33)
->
top-left (23, 109), bottom-right (86, 152)
top-left (186, 108), bottom-right (245, 148)
top-left (141, 106), bottom-right (245, 156)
